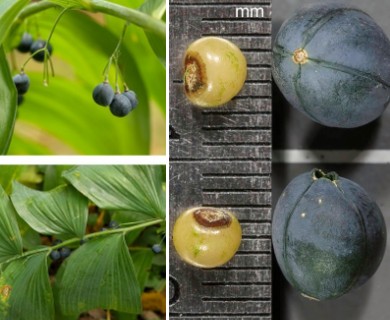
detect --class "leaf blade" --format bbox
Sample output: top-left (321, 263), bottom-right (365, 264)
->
top-left (0, 166), bottom-right (23, 194)
top-left (131, 249), bottom-right (154, 291)
top-left (11, 182), bottom-right (88, 238)
top-left (0, 253), bottom-right (54, 320)
top-left (0, 185), bottom-right (23, 263)
top-left (139, 0), bottom-right (166, 66)
top-left (0, 46), bottom-right (17, 155)
top-left (0, 0), bottom-right (29, 46)
top-left (63, 165), bottom-right (165, 218)
top-left (56, 234), bottom-right (141, 315)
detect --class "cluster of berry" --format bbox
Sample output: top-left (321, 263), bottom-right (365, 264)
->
top-left (50, 239), bottom-right (71, 261)
top-left (93, 81), bottom-right (138, 117)
top-left (16, 32), bottom-right (53, 62)
top-left (13, 32), bottom-right (53, 105)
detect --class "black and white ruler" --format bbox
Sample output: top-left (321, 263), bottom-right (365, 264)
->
top-left (169, 0), bottom-right (272, 318)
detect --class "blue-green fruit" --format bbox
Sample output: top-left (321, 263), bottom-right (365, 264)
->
top-left (109, 93), bottom-right (132, 117)
top-left (123, 90), bottom-right (138, 110)
top-left (17, 32), bottom-right (33, 53)
top-left (92, 82), bottom-right (114, 106)
top-left (30, 40), bottom-right (53, 62)
top-left (272, 4), bottom-right (390, 128)
top-left (50, 250), bottom-right (61, 261)
top-left (272, 169), bottom-right (386, 300)
top-left (13, 73), bottom-right (30, 95)
top-left (59, 247), bottom-right (71, 258)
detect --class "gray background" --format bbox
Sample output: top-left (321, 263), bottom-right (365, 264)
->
top-left (273, 1), bottom-right (390, 320)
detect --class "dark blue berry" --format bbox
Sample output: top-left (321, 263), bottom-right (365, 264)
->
top-left (108, 220), bottom-right (119, 229)
top-left (50, 250), bottom-right (61, 261)
top-left (53, 239), bottom-right (63, 246)
top-left (92, 82), bottom-right (114, 106)
top-left (109, 93), bottom-right (132, 117)
top-left (123, 90), bottom-right (138, 110)
top-left (17, 32), bottom-right (34, 53)
top-left (13, 73), bottom-right (30, 95)
top-left (152, 244), bottom-right (162, 254)
top-left (30, 40), bottom-right (53, 62)
top-left (60, 247), bottom-right (71, 258)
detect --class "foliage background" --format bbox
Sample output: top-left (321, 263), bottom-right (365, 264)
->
top-left (0, 165), bottom-right (166, 320)
top-left (3, 0), bottom-right (166, 155)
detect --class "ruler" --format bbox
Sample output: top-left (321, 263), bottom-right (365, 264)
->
top-left (169, 0), bottom-right (272, 318)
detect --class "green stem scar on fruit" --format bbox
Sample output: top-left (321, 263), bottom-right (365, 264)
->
top-left (272, 3), bottom-right (390, 128)
top-left (292, 48), bottom-right (308, 64)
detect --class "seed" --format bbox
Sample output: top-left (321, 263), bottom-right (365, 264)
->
top-left (183, 37), bottom-right (247, 107)
top-left (173, 207), bottom-right (242, 268)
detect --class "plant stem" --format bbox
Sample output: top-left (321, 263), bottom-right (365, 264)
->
top-left (46, 7), bottom-right (69, 45)
top-left (1, 218), bottom-right (163, 266)
top-left (18, 2), bottom-right (56, 21)
top-left (102, 22), bottom-right (128, 83)
top-left (90, 0), bottom-right (165, 38)
top-left (16, 0), bottom-right (165, 38)
top-left (21, 8), bottom-right (68, 82)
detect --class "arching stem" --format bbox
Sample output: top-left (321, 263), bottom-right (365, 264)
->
top-left (16, 0), bottom-right (165, 38)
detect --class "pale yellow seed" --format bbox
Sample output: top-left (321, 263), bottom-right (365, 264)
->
top-left (183, 37), bottom-right (247, 107)
top-left (172, 207), bottom-right (242, 268)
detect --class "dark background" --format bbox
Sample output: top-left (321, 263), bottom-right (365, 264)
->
top-left (273, 1), bottom-right (390, 320)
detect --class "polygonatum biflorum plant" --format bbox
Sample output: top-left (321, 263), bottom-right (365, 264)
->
top-left (1, 0), bottom-right (166, 155)
top-left (0, 165), bottom-right (166, 319)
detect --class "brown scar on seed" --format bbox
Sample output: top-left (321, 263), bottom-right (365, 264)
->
top-left (184, 52), bottom-right (207, 95)
top-left (193, 208), bottom-right (232, 228)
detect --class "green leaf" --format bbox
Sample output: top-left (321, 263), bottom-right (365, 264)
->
top-left (63, 165), bottom-right (165, 218)
top-left (131, 249), bottom-right (154, 290)
top-left (139, 0), bottom-right (166, 67)
top-left (0, 253), bottom-right (54, 320)
top-left (0, 0), bottom-right (29, 46)
top-left (0, 186), bottom-right (23, 263)
top-left (11, 182), bottom-right (88, 238)
top-left (15, 215), bottom-right (41, 250)
top-left (56, 233), bottom-right (141, 315)
top-left (143, 31), bottom-right (166, 67)
top-left (0, 166), bottom-right (23, 194)
top-left (0, 46), bottom-right (17, 155)
top-left (139, 0), bottom-right (166, 19)
top-left (42, 165), bottom-right (72, 191)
